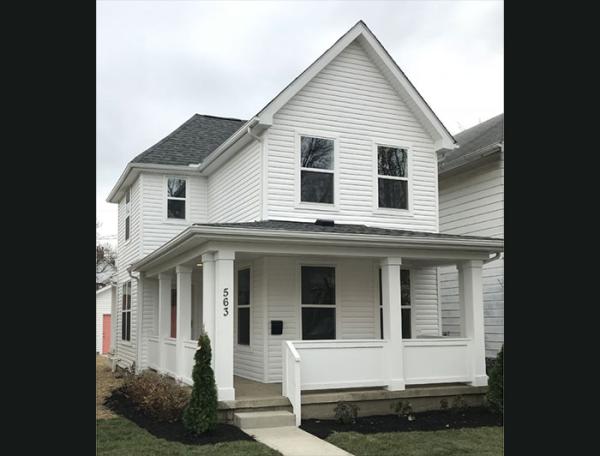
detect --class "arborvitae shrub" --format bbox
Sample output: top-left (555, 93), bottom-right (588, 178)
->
top-left (183, 331), bottom-right (218, 434)
top-left (487, 344), bottom-right (504, 415)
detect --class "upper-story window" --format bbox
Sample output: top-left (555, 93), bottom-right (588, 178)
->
top-left (377, 145), bottom-right (409, 210)
top-left (124, 187), bottom-right (131, 241)
top-left (167, 178), bottom-right (186, 219)
top-left (300, 136), bottom-right (335, 204)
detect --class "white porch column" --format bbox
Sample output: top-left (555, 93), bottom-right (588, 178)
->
top-left (213, 249), bottom-right (236, 401)
top-left (158, 272), bottom-right (172, 373)
top-left (381, 257), bottom-right (405, 391)
top-left (176, 265), bottom-right (193, 381)
top-left (458, 260), bottom-right (488, 386)
top-left (201, 252), bottom-right (216, 360)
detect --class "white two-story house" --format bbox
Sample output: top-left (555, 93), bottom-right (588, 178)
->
top-left (106, 21), bottom-right (503, 425)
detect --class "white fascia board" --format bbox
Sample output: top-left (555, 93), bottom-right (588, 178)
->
top-left (132, 225), bottom-right (504, 272)
top-left (96, 285), bottom-right (114, 295)
top-left (106, 163), bottom-right (201, 203)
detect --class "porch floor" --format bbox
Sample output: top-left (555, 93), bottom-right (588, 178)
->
top-left (235, 376), bottom-right (283, 400)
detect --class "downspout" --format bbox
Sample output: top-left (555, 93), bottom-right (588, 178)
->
top-left (484, 252), bottom-right (502, 264)
top-left (128, 266), bottom-right (142, 373)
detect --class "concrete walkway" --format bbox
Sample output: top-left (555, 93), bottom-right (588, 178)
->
top-left (243, 426), bottom-right (354, 456)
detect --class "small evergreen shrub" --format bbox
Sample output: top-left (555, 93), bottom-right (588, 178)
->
top-left (487, 344), bottom-right (504, 415)
top-left (440, 398), bottom-right (449, 410)
top-left (120, 370), bottom-right (190, 422)
top-left (451, 395), bottom-right (468, 414)
top-left (333, 401), bottom-right (359, 424)
top-left (183, 331), bottom-right (218, 434)
top-left (394, 401), bottom-right (415, 420)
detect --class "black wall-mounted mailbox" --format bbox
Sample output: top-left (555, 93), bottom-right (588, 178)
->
top-left (271, 320), bottom-right (283, 335)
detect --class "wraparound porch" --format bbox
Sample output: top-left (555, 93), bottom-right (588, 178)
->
top-left (133, 222), bottom-right (502, 425)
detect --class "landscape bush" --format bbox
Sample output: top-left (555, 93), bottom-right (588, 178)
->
top-left (487, 344), bottom-right (503, 415)
top-left (119, 370), bottom-right (190, 423)
top-left (333, 401), bottom-right (359, 424)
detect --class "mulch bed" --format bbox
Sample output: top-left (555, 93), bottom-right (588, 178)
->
top-left (104, 390), bottom-right (254, 445)
top-left (300, 407), bottom-right (503, 439)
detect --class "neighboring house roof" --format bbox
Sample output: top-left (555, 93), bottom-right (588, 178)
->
top-left (193, 220), bottom-right (500, 241)
top-left (131, 114), bottom-right (246, 167)
top-left (438, 113), bottom-right (504, 174)
top-left (96, 284), bottom-right (115, 295)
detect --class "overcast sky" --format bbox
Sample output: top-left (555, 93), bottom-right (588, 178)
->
top-left (97, 0), bottom-right (503, 241)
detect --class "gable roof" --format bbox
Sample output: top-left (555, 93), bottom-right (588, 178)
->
top-left (131, 114), bottom-right (246, 166)
top-left (438, 113), bottom-right (504, 174)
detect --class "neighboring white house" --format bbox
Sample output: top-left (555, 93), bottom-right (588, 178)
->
top-left (96, 285), bottom-right (116, 354)
top-left (105, 21), bottom-right (503, 425)
top-left (437, 114), bottom-right (504, 358)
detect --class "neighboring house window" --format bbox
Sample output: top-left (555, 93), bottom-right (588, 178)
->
top-left (170, 288), bottom-right (177, 338)
top-left (237, 268), bottom-right (250, 345)
top-left (121, 281), bottom-right (131, 341)
top-left (167, 178), bottom-right (186, 219)
top-left (377, 145), bottom-right (408, 209)
top-left (378, 269), bottom-right (412, 339)
top-left (300, 136), bottom-right (335, 204)
top-left (301, 266), bottom-right (335, 339)
top-left (124, 187), bottom-right (131, 241)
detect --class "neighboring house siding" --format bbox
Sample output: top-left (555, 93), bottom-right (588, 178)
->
top-left (208, 141), bottom-right (262, 223)
top-left (265, 40), bottom-right (439, 232)
top-left (96, 287), bottom-right (113, 353)
top-left (115, 176), bottom-right (142, 368)
top-left (262, 256), bottom-right (440, 383)
top-left (140, 172), bottom-right (208, 256)
top-left (234, 258), bottom-right (266, 382)
top-left (438, 156), bottom-right (504, 357)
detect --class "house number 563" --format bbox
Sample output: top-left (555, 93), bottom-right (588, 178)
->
top-left (223, 288), bottom-right (230, 316)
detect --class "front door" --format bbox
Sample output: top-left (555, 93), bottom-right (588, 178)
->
top-left (102, 314), bottom-right (111, 354)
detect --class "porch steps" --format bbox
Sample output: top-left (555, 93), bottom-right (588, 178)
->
top-left (234, 410), bottom-right (296, 429)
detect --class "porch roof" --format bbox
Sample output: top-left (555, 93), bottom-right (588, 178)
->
top-left (132, 220), bottom-right (504, 274)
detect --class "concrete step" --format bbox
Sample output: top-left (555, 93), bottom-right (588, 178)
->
top-left (234, 410), bottom-right (296, 429)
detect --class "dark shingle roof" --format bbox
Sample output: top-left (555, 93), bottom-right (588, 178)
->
top-left (438, 114), bottom-right (503, 173)
top-left (192, 220), bottom-right (501, 242)
top-left (131, 114), bottom-right (246, 166)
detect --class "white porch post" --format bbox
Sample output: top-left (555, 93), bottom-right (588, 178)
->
top-left (158, 272), bottom-right (172, 373)
top-left (201, 252), bottom-right (216, 363)
top-left (213, 249), bottom-right (236, 401)
top-left (381, 257), bottom-right (405, 391)
top-left (458, 260), bottom-right (488, 386)
top-left (176, 265), bottom-right (193, 381)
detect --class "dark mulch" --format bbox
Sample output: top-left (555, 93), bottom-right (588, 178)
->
top-left (301, 407), bottom-right (503, 439)
top-left (104, 390), bottom-right (253, 445)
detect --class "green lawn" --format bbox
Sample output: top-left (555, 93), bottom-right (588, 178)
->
top-left (326, 426), bottom-right (503, 456)
top-left (96, 417), bottom-right (282, 456)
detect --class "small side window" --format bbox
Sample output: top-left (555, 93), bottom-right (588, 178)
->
top-left (167, 178), bottom-right (186, 219)
top-left (377, 145), bottom-right (409, 210)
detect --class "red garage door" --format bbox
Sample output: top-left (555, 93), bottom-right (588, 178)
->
top-left (102, 314), bottom-right (111, 354)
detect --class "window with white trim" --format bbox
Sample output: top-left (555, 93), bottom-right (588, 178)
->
top-left (300, 136), bottom-right (335, 204)
top-left (378, 268), bottom-right (412, 339)
top-left (167, 178), bottom-right (186, 219)
top-left (121, 281), bottom-right (131, 341)
top-left (377, 145), bottom-right (409, 209)
top-left (301, 266), bottom-right (335, 340)
top-left (237, 268), bottom-right (250, 345)
top-left (124, 187), bottom-right (131, 241)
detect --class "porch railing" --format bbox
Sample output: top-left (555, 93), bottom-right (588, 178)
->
top-left (147, 336), bottom-right (160, 370)
top-left (145, 337), bottom-right (197, 386)
top-left (281, 337), bottom-right (472, 427)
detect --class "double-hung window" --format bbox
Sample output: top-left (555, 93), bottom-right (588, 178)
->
top-left (378, 269), bottom-right (412, 339)
top-left (301, 266), bottom-right (336, 340)
top-left (121, 281), bottom-right (131, 341)
top-left (377, 145), bottom-right (409, 209)
top-left (124, 187), bottom-right (131, 241)
top-left (300, 136), bottom-right (335, 204)
top-left (170, 288), bottom-right (177, 338)
top-left (237, 268), bottom-right (251, 345)
top-left (167, 178), bottom-right (186, 219)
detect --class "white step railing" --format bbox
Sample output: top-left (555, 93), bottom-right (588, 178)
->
top-left (282, 341), bottom-right (301, 426)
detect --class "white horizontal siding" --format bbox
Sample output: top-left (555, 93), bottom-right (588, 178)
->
top-left (234, 259), bottom-right (265, 382)
top-left (208, 141), bottom-right (262, 223)
top-left (264, 256), bottom-right (441, 383)
top-left (439, 157), bottom-right (504, 356)
top-left (96, 287), bottom-right (113, 353)
top-left (140, 173), bottom-right (208, 256)
top-left (115, 176), bottom-right (142, 367)
top-left (265, 39), bottom-right (439, 231)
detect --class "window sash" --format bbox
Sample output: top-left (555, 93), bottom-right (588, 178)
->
top-left (121, 281), bottom-right (131, 341)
